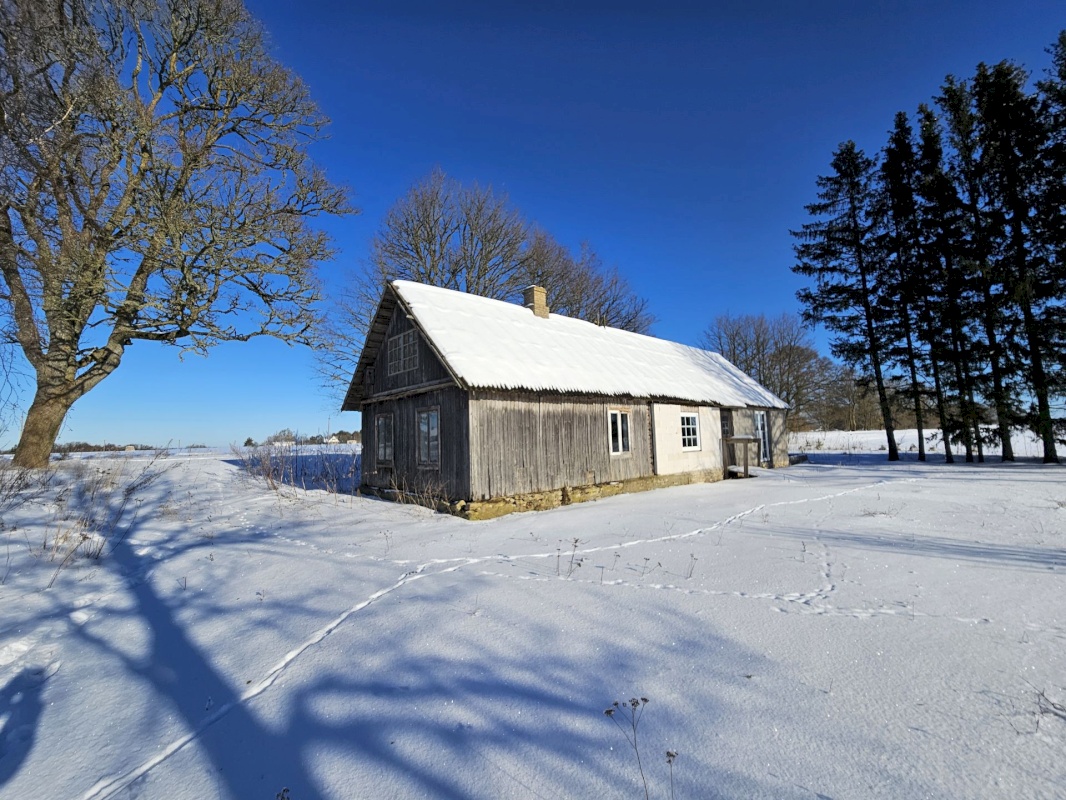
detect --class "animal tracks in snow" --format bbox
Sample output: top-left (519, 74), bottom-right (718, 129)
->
top-left (77, 472), bottom-right (1025, 799)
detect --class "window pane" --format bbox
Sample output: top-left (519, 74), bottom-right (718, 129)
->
top-left (418, 409), bottom-right (440, 465)
top-left (620, 413), bottom-right (630, 452)
top-left (388, 329), bottom-right (419, 375)
top-left (610, 412), bottom-right (620, 453)
top-left (755, 411), bottom-right (769, 462)
top-left (681, 414), bottom-right (699, 449)
top-left (376, 415), bottom-right (393, 462)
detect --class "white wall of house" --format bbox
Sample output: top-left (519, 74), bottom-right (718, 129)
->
top-left (651, 404), bottom-right (723, 476)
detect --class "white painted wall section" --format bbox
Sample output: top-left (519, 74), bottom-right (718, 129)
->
top-left (651, 404), bottom-right (723, 475)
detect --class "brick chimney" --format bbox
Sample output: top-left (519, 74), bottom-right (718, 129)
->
top-left (523, 285), bottom-right (549, 319)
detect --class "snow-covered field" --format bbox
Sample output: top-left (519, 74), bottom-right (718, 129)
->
top-left (0, 434), bottom-right (1063, 799)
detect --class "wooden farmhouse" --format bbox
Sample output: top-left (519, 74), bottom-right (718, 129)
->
top-left (341, 281), bottom-right (789, 519)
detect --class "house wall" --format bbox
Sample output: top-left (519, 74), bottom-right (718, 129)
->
top-left (729, 407), bottom-right (790, 468)
top-left (467, 391), bottom-right (654, 500)
top-left (650, 404), bottom-right (724, 476)
top-left (769, 408), bottom-right (789, 466)
top-left (361, 386), bottom-right (470, 500)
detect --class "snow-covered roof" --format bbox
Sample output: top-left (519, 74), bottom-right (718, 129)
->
top-left (389, 280), bottom-right (787, 409)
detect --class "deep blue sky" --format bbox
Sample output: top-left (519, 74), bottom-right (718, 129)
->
top-left (4, 1), bottom-right (1063, 448)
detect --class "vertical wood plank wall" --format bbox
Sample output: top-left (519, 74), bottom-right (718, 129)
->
top-left (467, 391), bottom-right (653, 500)
top-left (361, 387), bottom-right (471, 499)
top-left (366, 309), bottom-right (453, 397)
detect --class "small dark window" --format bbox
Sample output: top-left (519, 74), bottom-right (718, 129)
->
top-left (721, 410), bottom-right (734, 438)
top-left (609, 409), bottom-right (631, 455)
top-left (387, 329), bottom-right (418, 376)
top-left (681, 413), bottom-right (700, 450)
top-left (417, 408), bottom-right (440, 466)
top-left (375, 414), bottom-right (393, 464)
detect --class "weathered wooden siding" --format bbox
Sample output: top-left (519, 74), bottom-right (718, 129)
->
top-left (468, 391), bottom-right (653, 500)
top-left (728, 407), bottom-right (789, 468)
top-left (364, 310), bottom-right (454, 398)
top-left (361, 387), bottom-right (470, 499)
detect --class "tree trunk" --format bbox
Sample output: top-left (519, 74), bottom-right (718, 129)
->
top-left (1018, 302), bottom-right (1060, 463)
top-left (899, 300), bottom-right (926, 461)
top-left (12, 390), bottom-right (77, 468)
top-left (976, 280), bottom-right (1014, 461)
top-left (929, 353), bottom-right (954, 463)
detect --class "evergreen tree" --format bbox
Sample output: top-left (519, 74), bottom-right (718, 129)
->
top-left (938, 77), bottom-right (1017, 460)
top-left (1035, 33), bottom-right (1066, 442)
top-left (974, 61), bottom-right (1060, 462)
top-left (793, 142), bottom-right (899, 459)
top-left (914, 104), bottom-right (981, 462)
top-left (877, 111), bottom-right (928, 461)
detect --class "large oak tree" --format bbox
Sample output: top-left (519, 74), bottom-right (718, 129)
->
top-left (0, 0), bottom-right (350, 467)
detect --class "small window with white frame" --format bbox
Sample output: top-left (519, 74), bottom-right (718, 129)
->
top-left (387, 329), bottom-right (418, 376)
top-left (680, 412), bottom-right (700, 450)
top-left (609, 409), bottom-right (631, 455)
top-left (375, 413), bottom-right (393, 464)
top-left (417, 407), bottom-right (440, 467)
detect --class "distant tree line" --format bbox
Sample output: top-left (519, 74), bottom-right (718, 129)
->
top-left (242, 429), bottom-right (361, 447)
top-left (793, 32), bottom-right (1066, 463)
top-left (0, 441), bottom-right (158, 455)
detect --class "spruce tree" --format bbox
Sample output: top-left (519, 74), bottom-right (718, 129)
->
top-left (939, 77), bottom-right (1017, 460)
top-left (793, 142), bottom-right (900, 460)
top-left (1035, 33), bottom-right (1066, 444)
top-left (914, 104), bottom-right (981, 462)
top-left (974, 61), bottom-right (1060, 463)
top-left (877, 111), bottom-right (928, 461)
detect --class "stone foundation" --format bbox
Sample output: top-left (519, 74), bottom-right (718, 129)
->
top-left (359, 468), bottom-right (728, 520)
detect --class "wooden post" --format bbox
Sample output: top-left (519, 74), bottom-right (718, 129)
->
top-left (724, 435), bottom-right (757, 478)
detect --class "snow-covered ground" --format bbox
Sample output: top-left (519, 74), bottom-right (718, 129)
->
top-left (0, 434), bottom-right (1063, 799)
top-left (790, 427), bottom-right (1050, 459)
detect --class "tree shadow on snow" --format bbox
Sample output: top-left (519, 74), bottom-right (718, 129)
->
top-left (35, 468), bottom-right (917, 800)
top-left (0, 667), bottom-right (50, 790)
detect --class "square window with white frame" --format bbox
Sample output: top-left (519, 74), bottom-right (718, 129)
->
top-left (609, 409), bottom-right (631, 455)
top-left (680, 413), bottom-right (700, 450)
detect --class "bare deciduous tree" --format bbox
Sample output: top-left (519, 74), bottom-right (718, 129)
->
top-left (804, 363), bottom-right (886, 431)
top-left (0, 0), bottom-right (351, 467)
top-left (526, 234), bottom-right (653, 333)
top-left (700, 312), bottom-right (829, 431)
top-left (320, 169), bottom-right (652, 402)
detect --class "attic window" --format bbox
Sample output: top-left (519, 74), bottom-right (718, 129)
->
top-left (609, 409), bottom-right (630, 455)
top-left (388, 329), bottom-right (418, 376)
